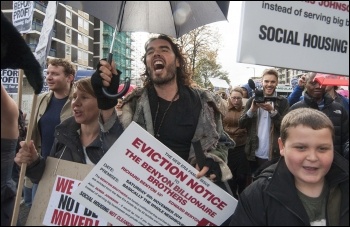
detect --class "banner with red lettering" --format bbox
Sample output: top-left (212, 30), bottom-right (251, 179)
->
top-left (25, 158), bottom-right (107, 225)
top-left (72, 122), bottom-right (237, 226)
top-left (42, 176), bottom-right (107, 226)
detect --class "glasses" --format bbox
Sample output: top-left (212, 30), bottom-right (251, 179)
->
top-left (230, 97), bottom-right (242, 100)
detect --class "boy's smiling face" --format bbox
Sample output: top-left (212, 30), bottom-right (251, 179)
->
top-left (278, 125), bottom-right (334, 190)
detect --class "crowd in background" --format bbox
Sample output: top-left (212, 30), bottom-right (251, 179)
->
top-left (1, 30), bottom-right (349, 226)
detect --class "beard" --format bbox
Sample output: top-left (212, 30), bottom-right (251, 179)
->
top-left (147, 62), bottom-right (177, 85)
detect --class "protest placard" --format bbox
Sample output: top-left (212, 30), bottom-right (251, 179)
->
top-left (43, 175), bottom-right (108, 226)
top-left (34, 1), bottom-right (57, 70)
top-left (1, 69), bottom-right (19, 94)
top-left (12, 1), bottom-right (34, 33)
top-left (26, 158), bottom-right (107, 226)
top-left (72, 121), bottom-right (237, 226)
top-left (237, 1), bottom-right (349, 75)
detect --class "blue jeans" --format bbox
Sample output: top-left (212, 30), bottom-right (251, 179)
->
top-left (23, 183), bottom-right (38, 208)
top-left (32, 183), bottom-right (38, 203)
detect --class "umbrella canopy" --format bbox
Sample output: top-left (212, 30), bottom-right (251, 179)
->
top-left (60, 1), bottom-right (229, 99)
top-left (61, 1), bottom-right (229, 38)
top-left (314, 74), bottom-right (349, 86)
top-left (336, 89), bottom-right (349, 98)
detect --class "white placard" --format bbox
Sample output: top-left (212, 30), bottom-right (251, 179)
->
top-left (12, 1), bottom-right (34, 33)
top-left (209, 77), bottom-right (230, 88)
top-left (42, 175), bottom-right (108, 226)
top-left (72, 122), bottom-right (237, 226)
top-left (237, 1), bottom-right (349, 76)
top-left (34, 1), bottom-right (57, 70)
top-left (1, 69), bottom-right (19, 94)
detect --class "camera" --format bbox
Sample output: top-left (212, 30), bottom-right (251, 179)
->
top-left (248, 79), bottom-right (277, 103)
top-left (253, 89), bottom-right (277, 103)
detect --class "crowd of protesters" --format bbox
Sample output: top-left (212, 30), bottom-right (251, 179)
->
top-left (1, 32), bottom-right (349, 226)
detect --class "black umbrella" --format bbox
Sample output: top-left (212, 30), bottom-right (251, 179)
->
top-left (61, 1), bottom-right (230, 98)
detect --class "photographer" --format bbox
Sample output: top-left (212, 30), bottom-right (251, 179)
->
top-left (239, 68), bottom-right (289, 177)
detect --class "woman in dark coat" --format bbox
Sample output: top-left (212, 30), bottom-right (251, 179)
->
top-left (15, 78), bottom-right (123, 183)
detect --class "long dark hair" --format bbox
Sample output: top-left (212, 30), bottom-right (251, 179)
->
top-left (141, 34), bottom-right (192, 88)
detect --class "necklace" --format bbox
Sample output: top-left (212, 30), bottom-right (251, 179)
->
top-left (153, 91), bottom-right (179, 138)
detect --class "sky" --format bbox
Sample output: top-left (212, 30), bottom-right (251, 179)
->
top-left (212, 1), bottom-right (269, 87)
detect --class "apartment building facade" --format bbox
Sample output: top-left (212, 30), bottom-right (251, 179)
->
top-left (1, 1), bottom-right (133, 117)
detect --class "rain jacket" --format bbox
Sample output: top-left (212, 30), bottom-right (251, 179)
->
top-left (287, 85), bottom-right (304, 106)
top-left (230, 153), bottom-right (349, 226)
top-left (222, 99), bottom-right (246, 147)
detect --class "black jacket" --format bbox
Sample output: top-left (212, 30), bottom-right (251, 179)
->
top-left (289, 93), bottom-right (349, 156)
top-left (26, 116), bottom-right (124, 183)
top-left (230, 153), bottom-right (349, 226)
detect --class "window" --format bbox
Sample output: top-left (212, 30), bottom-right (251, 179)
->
top-left (83, 20), bottom-right (89, 30)
top-left (66, 10), bottom-right (71, 20)
top-left (83, 52), bottom-right (88, 61)
top-left (66, 28), bottom-right (71, 37)
top-left (78, 34), bottom-right (82, 43)
top-left (78, 50), bottom-right (82, 60)
top-left (78, 17), bottom-right (83, 27)
top-left (33, 18), bottom-right (42, 24)
top-left (83, 36), bottom-right (88, 46)
top-left (66, 46), bottom-right (71, 55)
top-left (29, 37), bottom-right (37, 44)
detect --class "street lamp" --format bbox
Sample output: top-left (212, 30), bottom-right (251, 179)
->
top-left (246, 67), bottom-right (256, 78)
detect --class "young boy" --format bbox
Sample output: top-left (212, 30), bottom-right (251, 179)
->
top-left (230, 108), bottom-right (349, 226)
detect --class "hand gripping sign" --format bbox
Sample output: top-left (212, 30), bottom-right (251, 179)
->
top-left (72, 122), bottom-right (237, 226)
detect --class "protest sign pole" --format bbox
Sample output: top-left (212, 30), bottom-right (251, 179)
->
top-left (13, 1), bottom-right (34, 108)
top-left (11, 94), bottom-right (38, 226)
top-left (11, 2), bottom-right (57, 225)
top-left (17, 69), bottom-right (23, 109)
top-left (17, 34), bottom-right (26, 109)
top-left (11, 2), bottom-right (36, 224)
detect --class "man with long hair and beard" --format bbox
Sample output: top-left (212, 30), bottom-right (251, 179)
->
top-left (91, 35), bottom-right (234, 224)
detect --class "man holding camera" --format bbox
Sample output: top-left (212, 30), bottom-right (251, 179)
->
top-left (239, 68), bottom-right (289, 178)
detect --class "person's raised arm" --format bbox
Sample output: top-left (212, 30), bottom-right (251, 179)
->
top-left (287, 75), bottom-right (306, 105)
top-left (91, 59), bottom-right (122, 129)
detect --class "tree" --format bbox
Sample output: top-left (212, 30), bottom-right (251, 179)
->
top-left (194, 53), bottom-right (229, 88)
top-left (178, 25), bottom-right (229, 88)
top-left (178, 26), bottom-right (221, 73)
